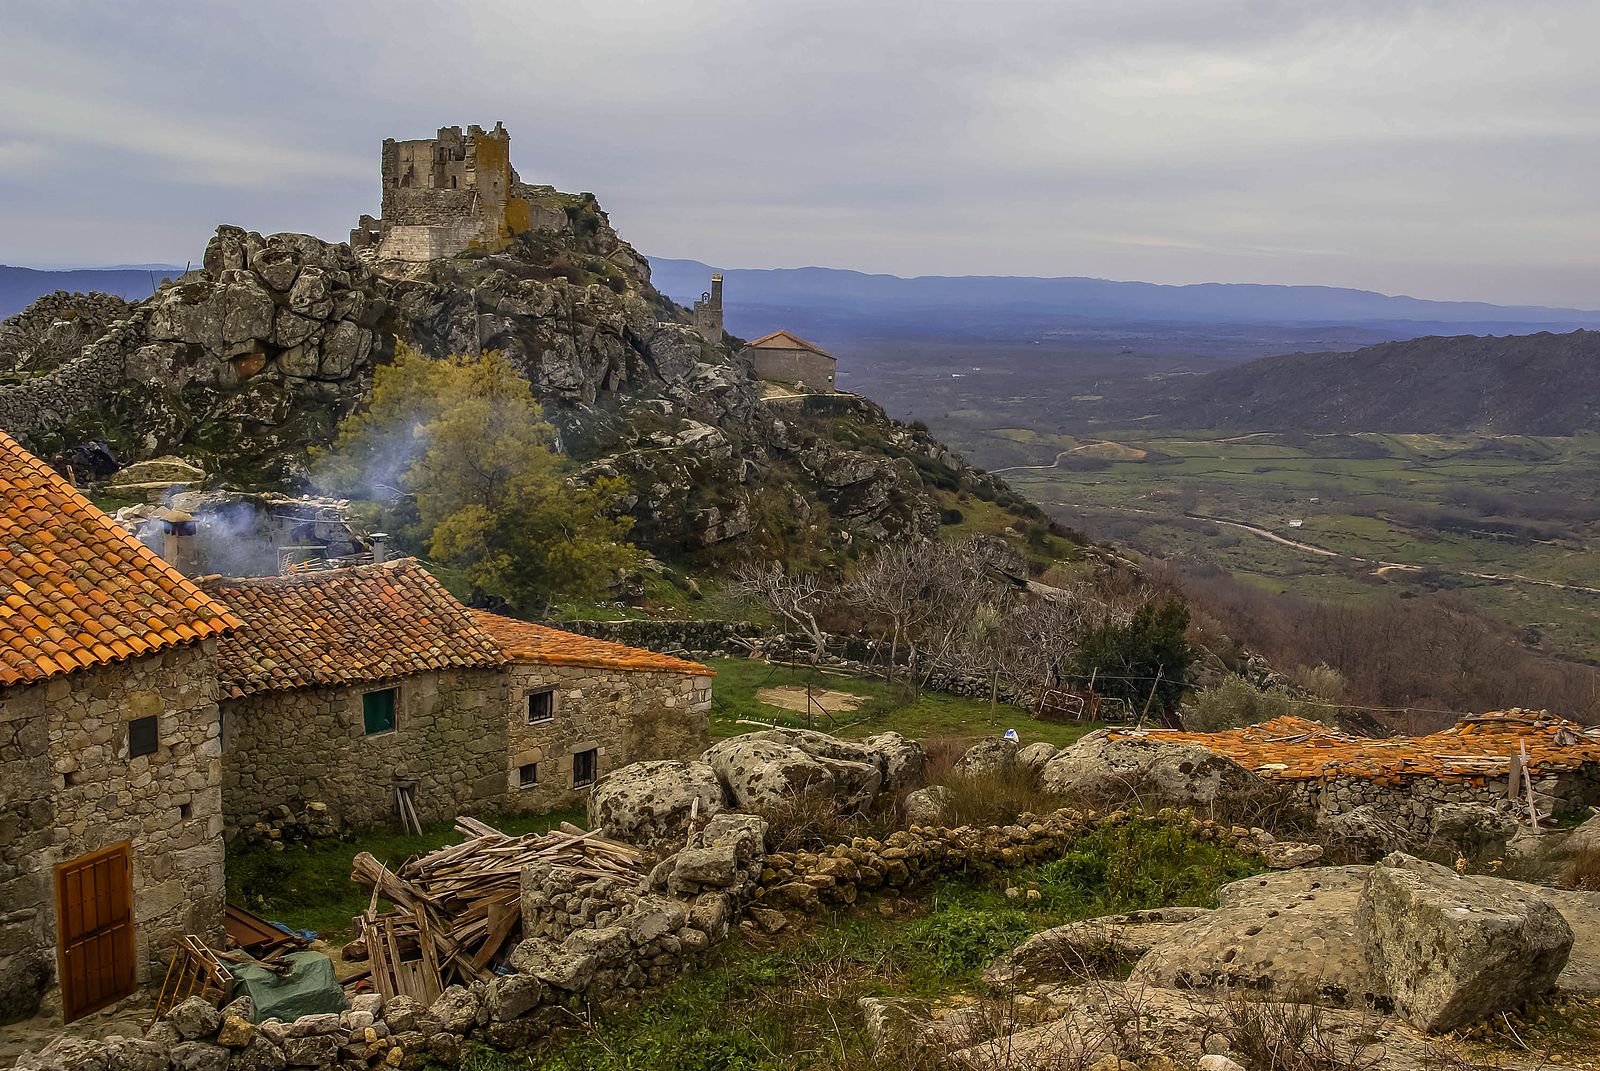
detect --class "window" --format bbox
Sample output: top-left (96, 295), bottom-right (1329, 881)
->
top-left (128, 716), bottom-right (159, 758)
top-left (526, 688), bottom-right (555, 724)
top-left (517, 763), bottom-right (538, 789)
top-left (573, 748), bottom-right (598, 788)
top-left (363, 688), bottom-right (397, 735)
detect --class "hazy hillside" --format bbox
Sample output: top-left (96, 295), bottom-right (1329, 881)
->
top-left (1145, 330), bottom-right (1600, 435)
top-left (0, 265), bottom-right (182, 316)
top-left (650, 257), bottom-right (1600, 340)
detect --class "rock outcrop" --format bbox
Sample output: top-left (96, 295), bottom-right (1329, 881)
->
top-left (0, 185), bottom-right (1043, 564)
top-left (1039, 730), bottom-right (1280, 815)
top-left (587, 759), bottom-right (726, 846)
top-left (1356, 853), bottom-right (1573, 1034)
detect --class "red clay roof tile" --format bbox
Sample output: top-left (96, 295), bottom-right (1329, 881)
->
top-left (0, 429), bottom-right (239, 687)
top-left (471, 610), bottom-right (711, 676)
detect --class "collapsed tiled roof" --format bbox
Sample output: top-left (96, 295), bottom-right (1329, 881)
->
top-left (0, 429), bottom-right (239, 688)
top-left (204, 559), bottom-right (505, 697)
top-left (471, 610), bottom-right (712, 676)
top-left (1112, 711), bottom-right (1600, 783)
top-left (743, 329), bottom-right (835, 357)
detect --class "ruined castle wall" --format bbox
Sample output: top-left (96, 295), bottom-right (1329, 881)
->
top-left (221, 668), bottom-right (509, 834)
top-left (747, 346), bottom-right (836, 388)
top-left (0, 641), bottom-right (226, 1021)
top-left (503, 663), bottom-right (711, 814)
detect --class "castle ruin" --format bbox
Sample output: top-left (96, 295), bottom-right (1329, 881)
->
top-left (350, 123), bottom-right (559, 262)
top-left (691, 273), bottom-right (724, 340)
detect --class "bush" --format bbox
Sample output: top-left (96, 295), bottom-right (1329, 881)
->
top-left (939, 506), bottom-right (965, 525)
top-left (1028, 818), bottom-right (1258, 918)
top-left (904, 906), bottom-right (1033, 976)
top-left (1185, 675), bottom-right (1338, 733)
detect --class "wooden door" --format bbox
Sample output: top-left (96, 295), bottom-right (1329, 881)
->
top-left (55, 841), bottom-right (137, 1022)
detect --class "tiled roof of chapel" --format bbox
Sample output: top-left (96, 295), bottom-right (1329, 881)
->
top-left (743, 330), bottom-right (835, 357)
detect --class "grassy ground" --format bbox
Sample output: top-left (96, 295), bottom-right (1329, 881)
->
top-left (225, 808), bottom-right (584, 939)
top-left (705, 657), bottom-right (1103, 750)
top-left (490, 817), bottom-right (1257, 1071)
top-left (976, 427), bottom-right (1600, 658)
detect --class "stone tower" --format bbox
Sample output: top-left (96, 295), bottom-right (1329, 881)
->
top-left (691, 273), bottom-right (723, 340)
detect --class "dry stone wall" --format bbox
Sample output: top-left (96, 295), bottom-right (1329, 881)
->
top-left (1, 640), bottom-right (225, 1021)
top-left (1290, 768), bottom-right (1600, 840)
top-left (222, 668), bottom-right (508, 835)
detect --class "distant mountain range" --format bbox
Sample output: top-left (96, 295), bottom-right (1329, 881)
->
top-left (650, 257), bottom-right (1600, 339)
top-left (1, 265), bottom-right (185, 318)
top-left (1133, 330), bottom-right (1600, 435)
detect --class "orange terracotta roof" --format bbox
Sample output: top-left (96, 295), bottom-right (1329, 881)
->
top-left (472, 611), bottom-right (712, 676)
top-left (743, 329), bottom-right (835, 357)
top-left (0, 429), bottom-right (239, 688)
top-left (204, 559), bottom-right (506, 698)
top-left (1111, 711), bottom-right (1600, 783)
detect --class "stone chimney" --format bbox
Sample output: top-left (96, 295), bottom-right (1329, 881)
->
top-left (370, 532), bottom-right (390, 564)
top-left (159, 509), bottom-right (200, 575)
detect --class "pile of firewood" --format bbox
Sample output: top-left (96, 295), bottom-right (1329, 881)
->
top-left (349, 817), bottom-right (643, 1001)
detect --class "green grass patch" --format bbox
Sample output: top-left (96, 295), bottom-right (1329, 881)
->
top-left (705, 657), bottom-right (1101, 749)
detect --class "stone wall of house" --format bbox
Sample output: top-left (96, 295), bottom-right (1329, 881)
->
top-left (747, 347), bottom-right (836, 387)
top-left (221, 668), bottom-right (508, 835)
top-left (1288, 765), bottom-right (1600, 839)
top-left (0, 640), bottom-right (225, 1023)
top-left (502, 663), bottom-right (712, 814)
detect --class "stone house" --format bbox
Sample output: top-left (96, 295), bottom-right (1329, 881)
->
top-left (205, 560), bottom-right (714, 834)
top-left (0, 429), bottom-right (238, 1024)
top-left (742, 329), bottom-right (838, 389)
top-left (471, 611), bottom-right (713, 812)
top-left (205, 560), bottom-right (511, 834)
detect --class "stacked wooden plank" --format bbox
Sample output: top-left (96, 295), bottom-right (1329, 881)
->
top-left (350, 818), bottom-right (644, 993)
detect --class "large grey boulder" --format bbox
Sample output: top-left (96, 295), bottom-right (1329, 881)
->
top-left (1356, 853), bottom-right (1573, 1034)
top-left (861, 731), bottom-right (926, 791)
top-left (167, 995), bottom-right (223, 1040)
top-left (1039, 730), bottom-right (1278, 813)
top-left (984, 906), bottom-right (1214, 988)
top-left (1014, 741), bottom-right (1060, 772)
top-left (953, 736), bottom-right (1018, 779)
top-left (701, 731), bottom-right (882, 812)
top-left (587, 759), bottom-right (726, 845)
top-left (1427, 802), bottom-right (1519, 859)
top-left (1316, 803), bottom-right (1408, 860)
top-left (1130, 864), bottom-right (1384, 1009)
top-left (902, 785), bottom-right (954, 827)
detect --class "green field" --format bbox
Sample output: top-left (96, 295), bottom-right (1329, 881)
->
top-left (964, 428), bottom-right (1600, 659)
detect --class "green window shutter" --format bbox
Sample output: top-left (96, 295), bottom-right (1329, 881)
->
top-left (363, 688), bottom-right (397, 735)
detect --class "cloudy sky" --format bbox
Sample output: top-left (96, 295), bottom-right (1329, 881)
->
top-left (3, 1), bottom-right (1597, 306)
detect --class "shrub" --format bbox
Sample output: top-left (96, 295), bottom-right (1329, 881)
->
top-left (1028, 818), bottom-right (1257, 918)
top-left (904, 906), bottom-right (1033, 976)
top-left (1563, 846), bottom-right (1600, 891)
top-left (939, 506), bottom-right (965, 525)
top-left (1185, 675), bottom-right (1337, 733)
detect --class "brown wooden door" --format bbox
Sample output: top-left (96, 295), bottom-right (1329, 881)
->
top-left (55, 841), bottom-right (137, 1022)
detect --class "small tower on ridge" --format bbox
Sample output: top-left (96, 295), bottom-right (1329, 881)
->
top-left (692, 273), bottom-right (724, 340)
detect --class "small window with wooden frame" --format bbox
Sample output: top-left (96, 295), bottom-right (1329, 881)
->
top-left (572, 747), bottom-right (598, 788)
top-left (517, 762), bottom-right (538, 789)
top-left (363, 688), bottom-right (398, 736)
top-left (526, 688), bottom-right (555, 724)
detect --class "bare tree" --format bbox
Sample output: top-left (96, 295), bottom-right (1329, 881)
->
top-left (844, 540), bottom-right (941, 685)
top-left (734, 561), bottom-right (832, 665)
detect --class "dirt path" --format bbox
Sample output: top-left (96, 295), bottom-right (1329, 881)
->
top-left (1189, 512), bottom-right (1600, 596)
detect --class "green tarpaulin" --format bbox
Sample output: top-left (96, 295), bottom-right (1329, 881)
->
top-left (227, 951), bottom-right (349, 1022)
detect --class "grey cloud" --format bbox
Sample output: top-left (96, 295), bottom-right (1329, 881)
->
top-left (0, 0), bottom-right (1596, 305)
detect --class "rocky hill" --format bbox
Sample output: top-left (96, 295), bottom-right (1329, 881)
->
top-left (0, 192), bottom-right (1071, 568)
top-left (1136, 329), bottom-right (1600, 435)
